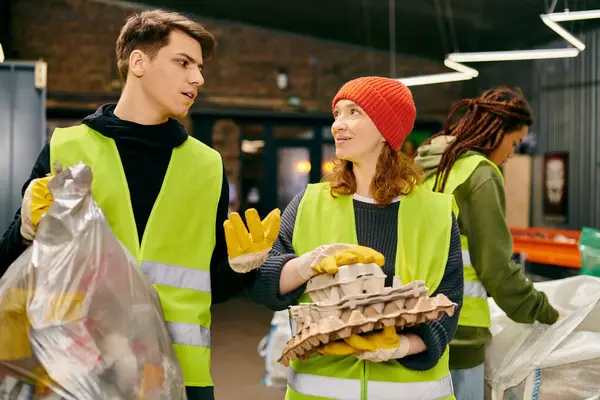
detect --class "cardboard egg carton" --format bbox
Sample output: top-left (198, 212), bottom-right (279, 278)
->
top-left (278, 265), bottom-right (457, 367)
top-left (304, 263), bottom-right (388, 304)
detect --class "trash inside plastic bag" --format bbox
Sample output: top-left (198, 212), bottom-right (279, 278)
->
top-left (0, 162), bottom-right (186, 400)
top-left (485, 275), bottom-right (600, 400)
top-left (579, 226), bottom-right (600, 277)
top-left (258, 310), bottom-right (291, 389)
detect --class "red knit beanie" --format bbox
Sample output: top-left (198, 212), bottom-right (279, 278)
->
top-left (332, 76), bottom-right (416, 152)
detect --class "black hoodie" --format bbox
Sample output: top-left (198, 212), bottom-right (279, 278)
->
top-left (0, 104), bottom-right (253, 306)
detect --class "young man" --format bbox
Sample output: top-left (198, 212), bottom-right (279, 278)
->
top-left (0, 9), bottom-right (263, 400)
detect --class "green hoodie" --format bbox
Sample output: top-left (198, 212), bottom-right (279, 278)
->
top-left (414, 136), bottom-right (559, 370)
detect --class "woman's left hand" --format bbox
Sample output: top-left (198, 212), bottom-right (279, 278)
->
top-left (316, 326), bottom-right (411, 362)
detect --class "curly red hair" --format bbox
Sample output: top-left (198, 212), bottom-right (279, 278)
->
top-left (324, 144), bottom-right (422, 205)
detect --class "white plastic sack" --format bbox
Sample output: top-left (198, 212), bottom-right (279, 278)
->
top-left (485, 275), bottom-right (600, 400)
top-left (258, 310), bottom-right (292, 389)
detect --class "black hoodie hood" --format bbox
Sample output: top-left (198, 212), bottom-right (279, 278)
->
top-left (82, 104), bottom-right (188, 150)
top-left (81, 104), bottom-right (190, 239)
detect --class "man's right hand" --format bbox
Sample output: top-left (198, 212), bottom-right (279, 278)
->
top-left (20, 176), bottom-right (54, 241)
top-left (224, 208), bottom-right (281, 273)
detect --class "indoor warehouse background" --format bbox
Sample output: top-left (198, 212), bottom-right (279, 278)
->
top-left (2, 0), bottom-right (600, 399)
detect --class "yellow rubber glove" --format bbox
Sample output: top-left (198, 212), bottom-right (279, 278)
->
top-left (316, 341), bottom-right (360, 356)
top-left (311, 246), bottom-right (385, 276)
top-left (224, 208), bottom-right (280, 273)
top-left (316, 326), bottom-right (408, 362)
top-left (20, 176), bottom-right (54, 241)
top-left (344, 326), bottom-right (401, 352)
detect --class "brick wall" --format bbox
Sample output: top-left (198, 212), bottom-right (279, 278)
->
top-left (9, 0), bottom-right (462, 119)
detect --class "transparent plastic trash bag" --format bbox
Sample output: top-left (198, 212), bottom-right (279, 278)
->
top-left (257, 310), bottom-right (291, 389)
top-left (0, 162), bottom-right (186, 400)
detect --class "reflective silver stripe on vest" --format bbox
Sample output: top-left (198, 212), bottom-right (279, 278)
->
top-left (288, 371), bottom-right (453, 400)
top-left (464, 281), bottom-right (487, 299)
top-left (141, 261), bottom-right (211, 293)
top-left (288, 371), bottom-right (361, 400)
top-left (142, 261), bottom-right (212, 348)
top-left (462, 250), bottom-right (472, 266)
top-left (368, 375), bottom-right (454, 400)
top-left (167, 321), bottom-right (210, 348)
top-left (461, 251), bottom-right (487, 298)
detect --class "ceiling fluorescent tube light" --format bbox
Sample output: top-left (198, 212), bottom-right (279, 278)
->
top-left (396, 9), bottom-right (600, 87)
top-left (541, 15), bottom-right (586, 50)
top-left (447, 48), bottom-right (579, 62)
top-left (443, 59), bottom-right (479, 77)
top-left (398, 72), bottom-right (473, 87)
top-left (545, 9), bottom-right (600, 22)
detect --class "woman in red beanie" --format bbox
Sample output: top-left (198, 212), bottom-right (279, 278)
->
top-left (240, 76), bottom-right (463, 400)
top-left (414, 87), bottom-right (560, 400)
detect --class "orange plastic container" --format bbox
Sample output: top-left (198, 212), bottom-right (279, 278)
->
top-left (510, 227), bottom-right (582, 269)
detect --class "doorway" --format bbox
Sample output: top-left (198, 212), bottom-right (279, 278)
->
top-left (192, 110), bottom-right (334, 218)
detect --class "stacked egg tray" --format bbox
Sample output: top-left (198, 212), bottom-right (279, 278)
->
top-left (278, 264), bottom-right (457, 367)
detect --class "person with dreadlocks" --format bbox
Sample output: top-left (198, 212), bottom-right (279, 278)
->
top-left (414, 87), bottom-right (560, 399)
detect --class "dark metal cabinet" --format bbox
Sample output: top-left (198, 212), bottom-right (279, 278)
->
top-left (0, 61), bottom-right (46, 233)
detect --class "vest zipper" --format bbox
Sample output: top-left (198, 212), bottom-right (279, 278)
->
top-left (361, 360), bottom-right (368, 400)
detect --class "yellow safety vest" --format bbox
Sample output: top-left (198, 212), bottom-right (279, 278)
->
top-left (50, 124), bottom-right (222, 387)
top-left (287, 183), bottom-right (455, 400)
top-left (424, 154), bottom-right (502, 328)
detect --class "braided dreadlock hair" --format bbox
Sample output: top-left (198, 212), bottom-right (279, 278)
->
top-left (430, 87), bottom-right (533, 193)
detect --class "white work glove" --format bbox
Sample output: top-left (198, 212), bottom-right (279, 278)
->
top-left (355, 336), bottom-right (410, 362)
top-left (293, 244), bottom-right (385, 281)
top-left (224, 208), bottom-right (280, 273)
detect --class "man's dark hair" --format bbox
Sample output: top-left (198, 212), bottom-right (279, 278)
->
top-left (116, 9), bottom-right (216, 81)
